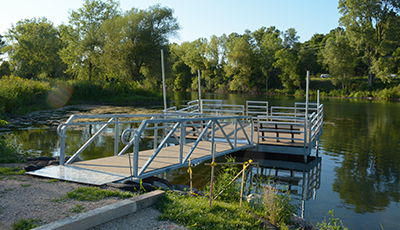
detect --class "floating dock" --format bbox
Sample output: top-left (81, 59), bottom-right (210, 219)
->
top-left (27, 99), bottom-right (323, 185)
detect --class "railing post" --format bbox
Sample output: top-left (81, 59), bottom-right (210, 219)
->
top-left (60, 128), bottom-right (66, 165)
top-left (211, 119), bottom-right (215, 156)
top-left (180, 121), bottom-right (185, 164)
top-left (133, 131), bottom-right (140, 177)
top-left (154, 122), bottom-right (158, 149)
top-left (114, 117), bottom-right (119, 156)
top-left (234, 118), bottom-right (238, 148)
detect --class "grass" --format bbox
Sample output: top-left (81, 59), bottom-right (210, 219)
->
top-left (53, 186), bottom-right (134, 202)
top-left (0, 76), bottom-right (164, 118)
top-left (11, 218), bottom-right (41, 230)
top-left (259, 184), bottom-right (299, 229)
top-left (156, 191), bottom-right (264, 229)
top-left (70, 204), bottom-right (86, 213)
top-left (0, 167), bottom-right (26, 175)
top-left (317, 210), bottom-right (349, 230)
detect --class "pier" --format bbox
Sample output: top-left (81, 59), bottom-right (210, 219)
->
top-left (27, 99), bottom-right (323, 185)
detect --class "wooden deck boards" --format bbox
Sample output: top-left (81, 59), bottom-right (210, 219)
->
top-left (71, 141), bottom-right (248, 178)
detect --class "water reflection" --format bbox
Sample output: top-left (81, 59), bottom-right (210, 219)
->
top-left (235, 152), bottom-right (321, 218)
top-left (323, 101), bottom-right (400, 214)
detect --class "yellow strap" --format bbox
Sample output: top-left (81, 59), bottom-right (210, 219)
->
top-left (243, 159), bottom-right (253, 170)
top-left (187, 158), bottom-right (192, 174)
top-left (210, 162), bottom-right (217, 167)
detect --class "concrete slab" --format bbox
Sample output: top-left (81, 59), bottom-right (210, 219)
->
top-left (32, 190), bottom-right (165, 230)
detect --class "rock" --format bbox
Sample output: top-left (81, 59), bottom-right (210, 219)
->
top-left (290, 215), bottom-right (314, 230)
top-left (245, 193), bottom-right (263, 210)
top-left (152, 181), bottom-right (170, 190)
top-left (108, 182), bottom-right (155, 192)
top-left (24, 165), bottom-right (44, 172)
top-left (142, 176), bottom-right (173, 188)
top-left (171, 184), bottom-right (202, 196)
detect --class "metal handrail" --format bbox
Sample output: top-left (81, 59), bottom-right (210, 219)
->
top-left (57, 113), bottom-right (201, 165)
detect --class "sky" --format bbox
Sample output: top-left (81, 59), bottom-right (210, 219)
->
top-left (0, 0), bottom-right (342, 43)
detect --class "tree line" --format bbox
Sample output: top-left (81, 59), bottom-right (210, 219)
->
top-left (1, 0), bottom-right (400, 94)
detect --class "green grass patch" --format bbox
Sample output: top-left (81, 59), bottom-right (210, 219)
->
top-left (11, 218), bottom-right (41, 230)
top-left (0, 167), bottom-right (25, 175)
top-left (54, 187), bottom-right (134, 202)
top-left (20, 184), bottom-right (31, 187)
top-left (70, 204), bottom-right (86, 213)
top-left (156, 191), bottom-right (264, 229)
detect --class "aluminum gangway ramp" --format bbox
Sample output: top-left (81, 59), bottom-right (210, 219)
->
top-left (27, 114), bottom-right (254, 185)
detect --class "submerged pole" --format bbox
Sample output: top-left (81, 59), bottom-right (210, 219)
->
top-left (161, 49), bottom-right (167, 111)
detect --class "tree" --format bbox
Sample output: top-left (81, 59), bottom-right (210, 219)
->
top-left (2, 18), bottom-right (64, 79)
top-left (0, 34), bottom-right (5, 61)
top-left (59, 0), bottom-right (120, 81)
top-left (273, 28), bottom-right (303, 92)
top-left (321, 33), bottom-right (357, 89)
top-left (339, 0), bottom-right (400, 86)
top-left (99, 4), bottom-right (179, 85)
top-left (253, 26), bottom-right (282, 93)
top-left (225, 35), bottom-right (255, 92)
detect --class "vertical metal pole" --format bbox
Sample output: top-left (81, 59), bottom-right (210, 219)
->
top-left (60, 129), bottom-right (66, 165)
top-left (234, 118), bottom-right (238, 148)
top-left (198, 70), bottom-right (202, 113)
top-left (161, 49), bottom-right (167, 111)
top-left (304, 71), bottom-right (310, 162)
top-left (154, 122), bottom-right (158, 149)
top-left (209, 142), bottom-right (216, 207)
top-left (180, 121), bottom-right (185, 164)
top-left (114, 117), bottom-right (119, 156)
top-left (133, 133), bottom-right (139, 177)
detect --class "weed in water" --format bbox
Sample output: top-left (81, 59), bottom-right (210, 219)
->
top-left (261, 183), bottom-right (299, 229)
top-left (317, 210), bottom-right (348, 230)
top-left (71, 204), bottom-right (86, 213)
top-left (54, 187), bottom-right (134, 202)
top-left (11, 218), bottom-right (41, 230)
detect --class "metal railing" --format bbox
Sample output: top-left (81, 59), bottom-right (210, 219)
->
top-left (56, 113), bottom-right (201, 165)
top-left (56, 113), bottom-right (253, 178)
top-left (120, 115), bottom-right (253, 177)
top-left (256, 103), bottom-right (324, 148)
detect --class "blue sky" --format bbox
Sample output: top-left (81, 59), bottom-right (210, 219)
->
top-left (0, 0), bottom-right (342, 43)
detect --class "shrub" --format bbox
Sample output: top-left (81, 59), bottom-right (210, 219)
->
top-left (0, 76), bottom-right (51, 116)
top-left (261, 184), bottom-right (299, 228)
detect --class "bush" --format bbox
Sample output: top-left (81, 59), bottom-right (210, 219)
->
top-left (204, 156), bottom-right (242, 203)
top-left (0, 76), bottom-right (51, 116)
top-left (261, 184), bottom-right (299, 228)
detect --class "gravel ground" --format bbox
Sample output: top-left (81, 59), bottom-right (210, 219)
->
top-left (0, 172), bottom-right (185, 230)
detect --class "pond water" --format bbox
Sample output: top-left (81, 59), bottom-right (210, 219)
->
top-left (3, 92), bottom-right (400, 229)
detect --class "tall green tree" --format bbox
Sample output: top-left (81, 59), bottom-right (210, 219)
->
top-left (59, 0), bottom-right (120, 81)
top-left (339, 0), bottom-right (400, 86)
top-left (2, 18), bottom-right (64, 79)
top-left (225, 35), bottom-right (255, 92)
top-left (321, 33), bottom-right (357, 89)
top-left (0, 34), bottom-right (5, 61)
top-left (99, 5), bottom-right (179, 86)
top-left (274, 28), bottom-right (303, 92)
top-left (253, 26), bottom-right (282, 93)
